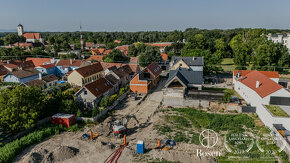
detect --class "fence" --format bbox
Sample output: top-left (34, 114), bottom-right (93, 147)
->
top-left (77, 91), bottom-right (129, 122)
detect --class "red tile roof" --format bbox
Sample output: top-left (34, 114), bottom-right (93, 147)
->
top-left (129, 57), bottom-right (138, 64)
top-left (146, 63), bottom-right (162, 77)
top-left (56, 60), bottom-right (83, 67)
top-left (26, 58), bottom-right (51, 67)
top-left (84, 78), bottom-right (113, 98)
top-left (238, 71), bottom-right (283, 98)
top-left (160, 53), bottom-right (168, 61)
top-left (14, 42), bottom-right (33, 48)
top-left (75, 63), bottom-right (103, 77)
top-left (100, 62), bottom-right (123, 70)
top-left (23, 33), bottom-right (41, 39)
top-left (38, 63), bottom-right (56, 69)
top-left (86, 42), bottom-right (95, 48)
top-left (128, 64), bottom-right (140, 73)
top-left (87, 55), bottom-right (104, 62)
top-left (145, 43), bottom-right (173, 47)
top-left (103, 49), bottom-right (112, 55)
top-left (3, 64), bottom-right (18, 69)
top-left (10, 60), bottom-right (35, 69)
top-left (234, 70), bottom-right (279, 78)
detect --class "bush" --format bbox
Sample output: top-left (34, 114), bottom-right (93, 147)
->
top-left (100, 96), bottom-right (110, 108)
top-left (109, 94), bottom-right (118, 105)
top-left (0, 124), bottom-right (65, 163)
top-left (222, 89), bottom-right (235, 103)
top-left (119, 88), bottom-right (125, 96)
top-left (91, 106), bottom-right (99, 117)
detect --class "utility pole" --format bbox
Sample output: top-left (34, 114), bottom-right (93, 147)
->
top-left (80, 24), bottom-right (84, 51)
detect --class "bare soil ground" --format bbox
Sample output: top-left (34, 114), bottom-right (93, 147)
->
top-left (14, 80), bottom-right (216, 163)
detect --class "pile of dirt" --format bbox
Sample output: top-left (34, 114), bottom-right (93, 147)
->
top-left (49, 146), bottom-right (79, 162)
top-left (24, 146), bottom-right (79, 163)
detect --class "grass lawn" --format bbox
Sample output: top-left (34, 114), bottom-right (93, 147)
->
top-left (221, 58), bottom-right (234, 65)
top-left (265, 105), bottom-right (289, 117)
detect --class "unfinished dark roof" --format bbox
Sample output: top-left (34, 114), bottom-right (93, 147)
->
top-left (146, 62), bottom-right (162, 77)
top-left (113, 65), bottom-right (132, 78)
top-left (25, 79), bottom-right (45, 89)
top-left (172, 56), bottom-right (204, 66)
top-left (75, 62), bottom-right (103, 77)
top-left (10, 60), bottom-right (35, 69)
top-left (42, 74), bottom-right (59, 83)
top-left (105, 74), bottom-right (119, 85)
top-left (165, 68), bottom-right (203, 87)
top-left (9, 69), bottom-right (39, 79)
top-left (84, 78), bottom-right (113, 98)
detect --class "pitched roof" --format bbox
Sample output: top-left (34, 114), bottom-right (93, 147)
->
top-left (85, 42), bottom-right (95, 47)
top-left (25, 79), bottom-right (45, 89)
top-left (116, 45), bottom-right (130, 51)
top-left (23, 33), bottom-right (41, 39)
top-left (14, 42), bottom-right (33, 48)
top-left (42, 74), bottom-right (59, 82)
top-left (100, 62), bottom-right (123, 70)
top-left (37, 63), bottom-right (55, 69)
top-left (75, 63), bottom-right (103, 78)
top-left (56, 59), bottom-right (83, 67)
top-left (146, 63), bottom-right (162, 77)
top-left (8, 69), bottom-right (39, 79)
top-left (161, 53), bottom-right (168, 61)
top-left (105, 74), bottom-right (119, 85)
top-left (238, 71), bottom-right (283, 98)
top-left (234, 70), bottom-right (279, 78)
top-left (129, 57), bottom-right (138, 64)
top-left (0, 65), bottom-right (9, 76)
top-left (113, 65), bottom-right (132, 78)
top-left (127, 64), bottom-right (140, 73)
top-left (165, 68), bottom-right (203, 87)
top-left (87, 55), bottom-right (103, 62)
top-left (103, 49), bottom-right (112, 55)
top-left (84, 78), bottom-right (113, 98)
top-left (145, 42), bottom-right (173, 47)
top-left (3, 64), bottom-right (18, 69)
top-left (26, 58), bottom-right (51, 67)
top-left (10, 60), bottom-right (35, 69)
top-left (172, 56), bottom-right (204, 66)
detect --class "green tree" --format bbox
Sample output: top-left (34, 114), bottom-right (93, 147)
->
top-left (103, 49), bottom-right (128, 63)
top-left (3, 33), bottom-right (25, 45)
top-left (0, 86), bottom-right (44, 132)
top-left (229, 34), bottom-right (251, 67)
top-left (92, 106), bottom-right (99, 117)
top-left (214, 38), bottom-right (226, 59)
top-left (109, 94), bottom-right (118, 105)
top-left (59, 99), bottom-right (78, 114)
top-left (139, 46), bottom-right (161, 67)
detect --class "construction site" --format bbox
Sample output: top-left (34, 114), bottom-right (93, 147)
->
top-left (11, 80), bottom-right (217, 163)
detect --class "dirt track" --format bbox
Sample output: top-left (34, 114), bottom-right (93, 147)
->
top-left (14, 80), bottom-right (216, 163)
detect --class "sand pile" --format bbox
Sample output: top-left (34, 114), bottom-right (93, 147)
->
top-left (24, 146), bottom-right (79, 163)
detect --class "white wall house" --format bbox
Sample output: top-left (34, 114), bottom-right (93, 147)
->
top-left (234, 71), bottom-right (290, 107)
top-left (267, 33), bottom-right (290, 51)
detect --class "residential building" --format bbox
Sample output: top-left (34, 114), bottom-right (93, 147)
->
top-left (56, 59), bottom-right (90, 76)
top-left (87, 55), bottom-right (104, 63)
top-left (26, 58), bottom-right (56, 67)
top-left (75, 78), bottom-right (113, 109)
top-left (267, 33), bottom-right (290, 51)
top-left (3, 69), bottom-right (40, 83)
top-left (115, 45), bottom-right (130, 56)
top-left (0, 65), bottom-right (9, 81)
top-left (42, 74), bottom-right (59, 87)
top-left (67, 63), bottom-right (104, 87)
top-left (165, 68), bottom-right (203, 91)
top-left (145, 42), bottom-right (173, 53)
top-left (113, 65), bottom-right (134, 87)
top-left (130, 63), bottom-right (162, 94)
top-left (233, 70), bottom-right (279, 84)
top-left (170, 56), bottom-right (204, 72)
top-left (35, 63), bottom-right (57, 76)
top-left (105, 74), bottom-right (120, 93)
top-left (24, 78), bottom-right (46, 89)
top-left (233, 70), bottom-right (290, 107)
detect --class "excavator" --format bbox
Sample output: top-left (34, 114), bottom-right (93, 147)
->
top-left (112, 115), bottom-right (139, 138)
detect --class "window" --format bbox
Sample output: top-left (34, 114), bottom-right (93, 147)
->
top-left (179, 64), bottom-right (182, 67)
top-left (84, 90), bottom-right (87, 95)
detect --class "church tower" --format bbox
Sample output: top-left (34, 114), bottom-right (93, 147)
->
top-left (80, 25), bottom-right (84, 51)
top-left (17, 24), bottom-right (23, 36)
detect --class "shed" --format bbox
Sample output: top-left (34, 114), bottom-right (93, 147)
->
top-left (51, 113), bottom-right (76, 128)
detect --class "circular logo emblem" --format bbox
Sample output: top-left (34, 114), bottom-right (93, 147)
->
top-left (199, 129), bottom-right (219, 148)
top-left (224, 130), bottom-right (254, 154)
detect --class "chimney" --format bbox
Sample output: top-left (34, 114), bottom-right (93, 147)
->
top-left (193, 56), bottom-right (196, 60)
top-left (70, 59), bottom-right (72, 65)
top-left (256, 81), bottom-right (260, 88)
top-left (39, 73), bottom-right (42, 80)
top-left (7, 60), bottom-right (10, 64)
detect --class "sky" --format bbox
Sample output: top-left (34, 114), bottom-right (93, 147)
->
top-left (1, 0), bottom-right (290, 32)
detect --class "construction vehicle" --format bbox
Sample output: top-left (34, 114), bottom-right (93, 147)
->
top-left (113, 120), bottom-right (127, 138)
top-left (112, 115), bottom-right (139, 138)
top-left (82, 130), bottom-right (99, 140)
